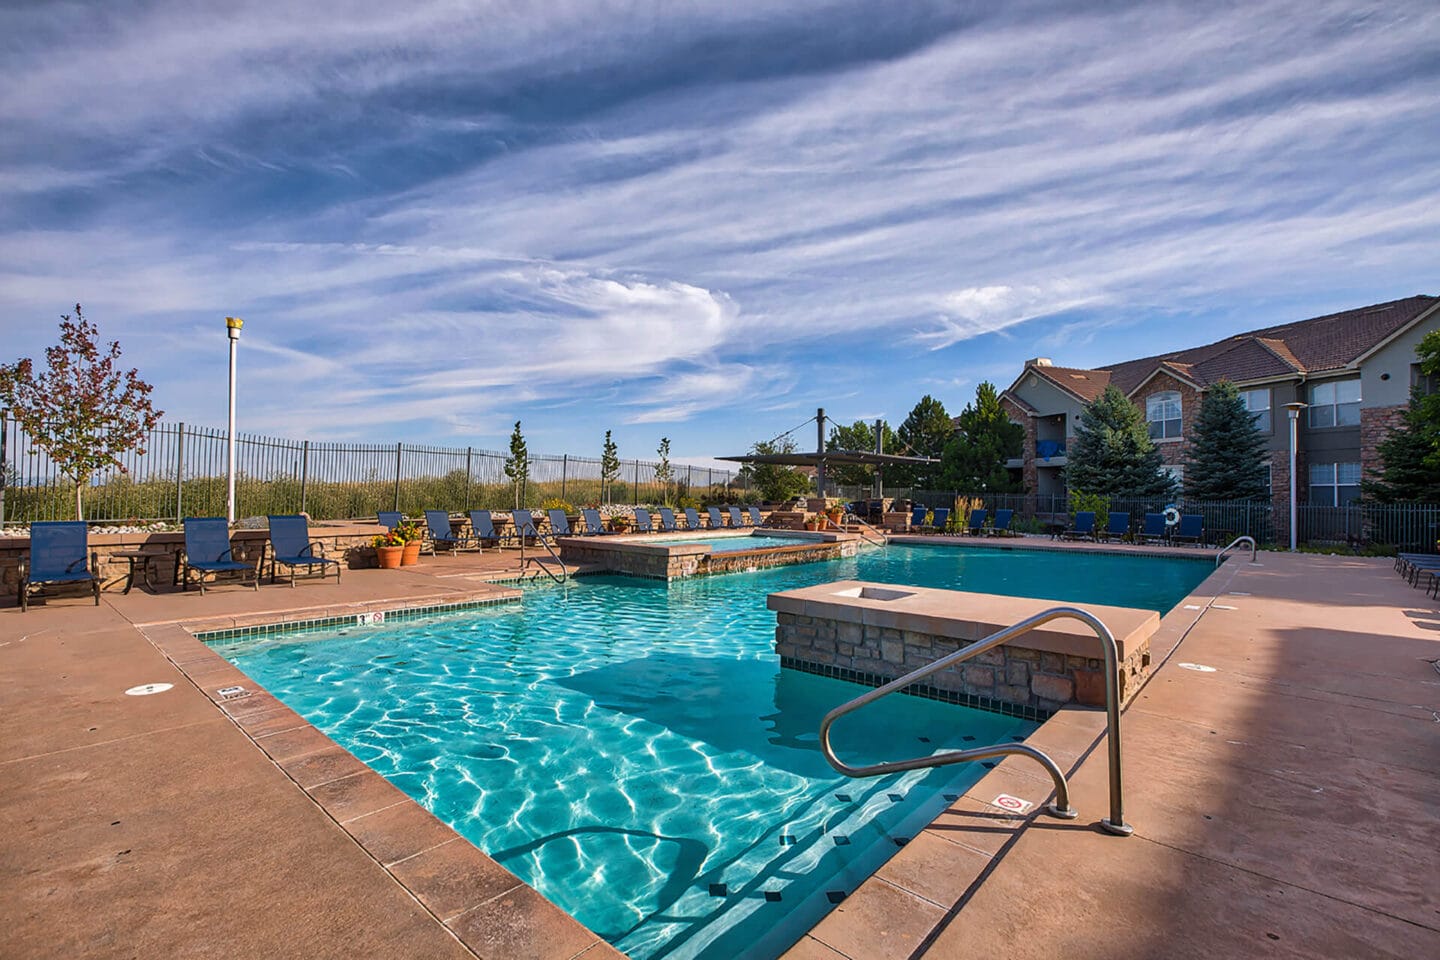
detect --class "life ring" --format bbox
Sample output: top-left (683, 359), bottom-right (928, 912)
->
top-left (1163, 506), bottom-right (1181, 526)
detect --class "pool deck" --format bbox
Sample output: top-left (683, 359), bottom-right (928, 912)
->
top-left (2, 541), bottom-right (1437, 959)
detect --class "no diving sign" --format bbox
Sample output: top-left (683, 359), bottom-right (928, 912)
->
top-left (992, 793), bottom-right (1033, 814)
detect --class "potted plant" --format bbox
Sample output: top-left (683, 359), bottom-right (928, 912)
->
top-left (826, 504), bottom-right (845, 527)
top-left (395, 521), bottom-right (423, 565)
top-left (372, 529), bottom-right (405, 569)
top-left (610, 514), bottom-right (632, 533)
top-left (804, 517), bottom-right (820, 532)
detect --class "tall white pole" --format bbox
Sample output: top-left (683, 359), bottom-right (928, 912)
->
top-left (226, 317), bottom-right (244, 523)
top-left (1284, 402), bottom-right (1307, 552)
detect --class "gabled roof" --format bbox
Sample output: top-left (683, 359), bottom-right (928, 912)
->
top-left (1027, 365), bottom-right (1112, 403)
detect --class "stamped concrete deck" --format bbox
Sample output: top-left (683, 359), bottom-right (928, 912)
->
top-left (3, 542), bottom-right (1437, 960)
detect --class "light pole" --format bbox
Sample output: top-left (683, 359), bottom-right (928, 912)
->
top-left (1284, 402), bottom-right (1307, 551)
top-left (226, 317), bottom-right (244, 523)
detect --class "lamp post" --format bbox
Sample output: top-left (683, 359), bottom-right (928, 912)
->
top-left (1284, 402), bottom-right (1307, 551)
top-left (225, 317), bottom-right (244, 523)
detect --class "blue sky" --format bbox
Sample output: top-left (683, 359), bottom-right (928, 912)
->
top-left (1, 0), bottom-right (1437, 469)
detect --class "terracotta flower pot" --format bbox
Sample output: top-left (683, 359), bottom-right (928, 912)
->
top-left (376, 545), bottom-right (404, 569)
top-left (401, 541), bottom-right (421, 565)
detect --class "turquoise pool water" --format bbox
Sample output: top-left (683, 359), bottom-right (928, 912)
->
top-left (219, 545), bottom-right (1209, 959)
top-left (646, 534), bottom-right (812, 552)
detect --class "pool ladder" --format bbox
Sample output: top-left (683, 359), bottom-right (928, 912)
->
top-left (818, 606), bottom-right (1132, 836)
top-left (520, 533), bottom-right (569, 584)
top-left (1215, 535), bottom-right (1257, 566)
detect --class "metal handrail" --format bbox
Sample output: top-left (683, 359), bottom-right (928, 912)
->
top-left (520, 533), bottom-right (569, 584)
top-left (1215, 535), bottom-right (1257, 566)
top-left (818, 606), bottom-right (1133, 836)
top-left (843, 511), bottom-right (889, 548)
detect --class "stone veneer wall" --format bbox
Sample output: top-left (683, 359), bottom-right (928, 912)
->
top-left (775, 612), bottom-right (1151, 717)
top-left (557, 539), bottom-right (858, 580)
top-left (1360, 404), bottom-right (1407, 478)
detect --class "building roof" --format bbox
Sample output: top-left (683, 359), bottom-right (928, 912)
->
top-left (1009, 295), bottom-right (1437, 404)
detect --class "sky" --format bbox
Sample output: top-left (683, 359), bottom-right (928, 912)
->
top-left (1, 0), bottom-right (1437, 470)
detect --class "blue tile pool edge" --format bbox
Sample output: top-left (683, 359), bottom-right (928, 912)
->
top-left (194, 594), bottom-right (523, 645)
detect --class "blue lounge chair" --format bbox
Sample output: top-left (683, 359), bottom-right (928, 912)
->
top-left (511, 508), bottom-right (539, 542)
top-left (1062, 511), bottom-right (1096, 541)
top-left (580, 508), bottom-right (610, 536)
top-left (547, 509), bottom-right (574, 537)
top-left (910, 505), bottom-right (928, 530)
top-left (747, 506), bottom-right (764, 527)
top-left (1173, 514), bottom-right (1204, 546)
top-left (921, 507), bottom-right (950, 534)
top-left (180, 517), bottom-right (260, 594)
top-left (965, 508), bottom-right (989, 535)
top-left (728, 506), bottom-right (746, 528)
top-left (989, 509), bottom-right (1014, 537)
top-left (707, 506), bottom-right (727, 528)
top-left (657, 508), bottom-right (680, 532)
top-left (469, 510), bottom-right (508, 547)
top-left (1139, 513), bottom-right (1168, 544)
top-left (633, 508), bottom-right (654, 533)
top-left (1098, 511), bottom-right (1130, 542)
top-left (377, 511), bottom-right (403, 530)
top-left (683, 507), bottom-right (703, 530)
top-left (268, 515), bottom-right (341, 586)
top-left (20, 521), bottom-right (100, 611)
top-left (425, 509), bottom-right (481, 553)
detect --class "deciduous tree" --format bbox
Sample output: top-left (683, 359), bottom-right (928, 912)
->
top-left (654, 437), bottom-right (673, 505)
top-left (504, 421), bottom-right (529, 508)
top-left (892, 395), bottom-right (952, 488)
top-left (600, 429), bottom-right (620, 504)
top-left (825, 420), bottom-right (898, 488)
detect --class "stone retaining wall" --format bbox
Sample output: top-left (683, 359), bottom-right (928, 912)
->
top-left (556, 535), bottom-right (860, 580)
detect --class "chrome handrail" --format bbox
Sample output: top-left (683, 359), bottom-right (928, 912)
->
top-left (843, 511), bottom-right (889, 548)
top-left (818, 606), bottom-right (1132, 836)
top-left (520, 533), bottom-right (569, 583)
top-left (1215, 535), bottom-right (1257, 566)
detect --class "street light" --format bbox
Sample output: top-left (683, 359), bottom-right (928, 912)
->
top-left (226, 317), bottom-right (244, 524)
top-left (1284, 402), bottom-right (1307, 551)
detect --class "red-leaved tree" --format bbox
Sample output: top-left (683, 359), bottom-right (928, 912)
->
top-left (0, 305), bottom-right (163, 520)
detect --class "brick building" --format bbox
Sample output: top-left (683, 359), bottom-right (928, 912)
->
top-left (995, 295), bottom-right (1439, 518)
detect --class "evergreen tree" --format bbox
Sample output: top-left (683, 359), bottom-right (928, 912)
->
top-left (654, 437), bottom-right (673, 505)
top-left (600, 429), bottom-right (620, 504)
top-left (1184, 380), bottom-right (1269, 500)
top-left (1363, 392), bottom-right (1440, 502)
top-left (939, 382), bottom-right (1024, 492)
top-left (892, 395), bottom-right (952, 489)
top-left (1067, 385), bottom-right (1176, 498)
top-left (503, 421), bottom-right (529, 508)
top-left (826, 420), bottom-right (898, 488)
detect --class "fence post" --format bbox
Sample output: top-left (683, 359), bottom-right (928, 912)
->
top-left (465, 446), bottom-right (473, 510)
top-left (634, 459), bottom-right (640, 503)
top-left (299, 439), bottom-right (310, 515)
top-left (561, 454), bottom-right (568, 500)
top-left (174, 422), bottom-right (185, 523)
top-left (0, 411), bottom-right (7, 525)
top-left (394, 442), bottom-right (403, 512)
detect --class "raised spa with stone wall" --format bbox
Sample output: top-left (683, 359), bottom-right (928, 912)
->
top-left (556, 531), bottom-right (863, 580)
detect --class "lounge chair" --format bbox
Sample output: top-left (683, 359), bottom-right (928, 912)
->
top-left (547, 509), bottom-right (574, 537)
top-left (425, 509), bottom-right (481, 553)
top-left (921, 507), bottom-right (950, 534)
top-left (849, 500), bottom-right (869, 522)
top-left (1097, 511), bottom-right (1130, 542)
top-left (657, 508), bottom-right (680, 532)
top-left (633, 508), bottom-right (654, 533)
top-left (989, 509), bottom-right (1014, 537)
top-left (580, 508), bottom-right (610, 536)
top-left (19, 521), bottom-right (100, 611)
top-left (706, 506), bottom-right (727, 528)
top-left (268, 515), bottom-right (342, 586)
top-left (727, 506), bottom-right (746, 528)
top-left (965, 508), bottom-right (989, 535)
top-left (179, 517), bottom-right (260, 594)
top-left (1172, 514), bottom-right (1204, 546)
top-left (910, 505), bottom-right (928, 531)
top-left (747, 506), bottom-right (764, 527)
top-left (683, 507), bottom-right (703, 530)
top-left (1062, 511), bottom-right (1096, 541)
top-left (469, 510), bottom-right (508, 547)
top-left (1139, 513), bottom-right (1168, 545)
top-left (511, 508), bottom-right (539, 542)
top-left (377, 511), bottom-right (403, 530)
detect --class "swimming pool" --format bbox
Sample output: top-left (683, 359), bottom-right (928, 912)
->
top-left (218, 545), bottom-right (1210, 959)
top-left (645, 534), bottom-right (812, 552)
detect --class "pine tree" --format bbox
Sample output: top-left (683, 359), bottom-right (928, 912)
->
top-left (939, 382), bottom-right (1024, 492)
top-left (503, 421), bottom-right (528, 509)
top-left (892, 395), bottom-right (952, 489)
top-left (600, 430), bottom-right (620, 504)
top-left (1067, 385), bottom-right (1176, 498)
top-left (1363, 392), bottom-right (1440, 502)
top-left (1184, 380), bottom-right (1269, 500)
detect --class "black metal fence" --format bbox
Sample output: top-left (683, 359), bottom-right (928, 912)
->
top-left (0, 414), bottom-right (746, 523)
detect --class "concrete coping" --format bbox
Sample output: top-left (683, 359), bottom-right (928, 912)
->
top-left (766, 579), bottom-right (1159, 660)
top-left (555, 529), bottom-right (848, 556)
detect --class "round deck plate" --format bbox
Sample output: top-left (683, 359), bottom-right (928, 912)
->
top-left (125, 682), bottom-right (174, 696)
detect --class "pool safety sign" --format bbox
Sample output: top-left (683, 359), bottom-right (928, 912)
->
top-left (992, 794), bottom-right (1033, 814)
top-left (357, 611), bottom-right (386, 626)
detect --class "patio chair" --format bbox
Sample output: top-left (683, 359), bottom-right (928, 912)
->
top-left (989, 509), bottom-right (1015, 537)
top-left (1172, 514), bottom-right (1204, 546)
top-left (179, 517), bottom-right (260, 594)
top-left (747, 506), bottom-right (765, 527)
top-left (910, 505), bottom-right (928, 530)
top-left (849, 500), bottom-right (869, 522)
top-left (268, 515), bottom-right (342, 587)
top-left (633, 508), bottom-right (654, 533)
top-left (727, 506), bottom-right (747, 528)
top-left (964, 508), bottom-right (989, 535)
top-left (1138, 513), bottom-right (1168, 544)
top-left (425, 509), bottom-right (481, 554)
top-left (657, 507), bottom-right (680, 532)
top-left (377, 511), bottom-right (403, 530)
top-left (19, 521), bottom-right (100, 611)
top-left (1062, 511), bottom-right (1096, 541)
top-left (511, 508), bottom-right (540, 542)
top-left (706, 506), bottom-right (727, 528)
top-left (580, 508), bottom-right (611, 536)
top-left (547, 509), bottom-right (574, 537)
top-left (1097, 511), bottom-right (1130, 543)
top-left (921, 507), bottom-right (950, 534)
top-left (683, 507), bottom-right (703, 530)
top-left (469, 510), bottom-right (509, 547)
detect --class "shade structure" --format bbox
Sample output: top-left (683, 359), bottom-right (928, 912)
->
top-left (717, 450), bottom-right (936, 467)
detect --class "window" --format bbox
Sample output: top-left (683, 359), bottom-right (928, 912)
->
top-left (1413, 363), bottom-right (1439, 397)
top-left (1308, 462), bottom-right (1361, 506)
top-left (1241, 388), bottom-right (1271, 432)
top-left (1146, 391), bottom-right (1182, 440)
top-left (1308, 379), bottom-right (1360, 428)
